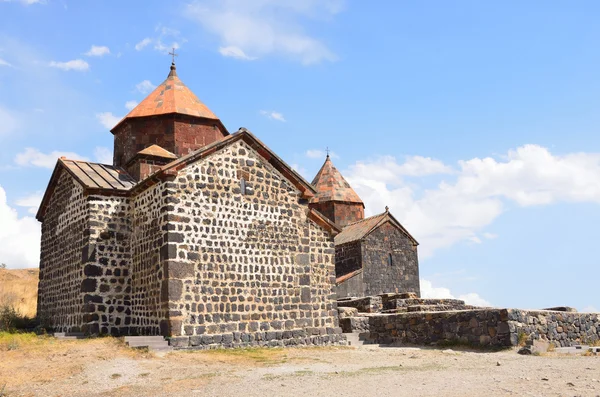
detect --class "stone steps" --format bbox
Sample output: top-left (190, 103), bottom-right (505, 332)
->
top-left (343, 332), bottom-right (371, 347)
top-left (124, 336), bottom-right (172, 352)
top-left (54, 332), bottom-right (85, 340)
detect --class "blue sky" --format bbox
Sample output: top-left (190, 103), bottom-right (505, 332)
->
top-left (0, 0), bottom-right (599, 312)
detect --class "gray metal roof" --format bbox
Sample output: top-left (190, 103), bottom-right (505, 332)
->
top-left (62, 160), bottom-right (137, 191)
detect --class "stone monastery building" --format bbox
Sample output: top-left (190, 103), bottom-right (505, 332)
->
top-left (36, 62), bottom-right (420, 343)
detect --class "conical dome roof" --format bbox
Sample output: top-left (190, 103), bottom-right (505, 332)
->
top-left (311, 155), bottom-right (364, 204)
top-left (111, 63), bottom-right (219, 131)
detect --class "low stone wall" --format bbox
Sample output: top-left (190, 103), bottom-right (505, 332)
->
top-left (168, 327), bottom-right (346, 349)
top-left (363, 309), bottom-right (600, 348)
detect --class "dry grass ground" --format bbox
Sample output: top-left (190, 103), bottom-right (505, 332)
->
top-left (1, 334), bottom-right (599, 397)
top-left (0, 268), bottom-right (38, 318)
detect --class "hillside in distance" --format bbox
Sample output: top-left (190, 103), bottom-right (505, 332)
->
top-left (0, 268), bottom-right (39, 318)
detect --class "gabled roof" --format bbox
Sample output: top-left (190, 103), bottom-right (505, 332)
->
top-left (136, 144), bottom-right (177, 159)
top-left (111, 63), bottom-right (220, 131)
top-left (36, 159), bottom-right (136, 221)
top-left (311, 155), bottom-right (363, 205)
top-left (132, 128), bottom-right (317, 201)
top-left (334, 210), bottom-right (419, 246)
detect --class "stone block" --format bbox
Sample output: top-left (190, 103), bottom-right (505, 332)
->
top-left (169, 337), bottom-right (190, 348)
top-left (168, 261), bottom-right (195, 278)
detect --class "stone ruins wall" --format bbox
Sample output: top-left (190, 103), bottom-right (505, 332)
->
top-left (80, 195), bottom-right (132, 336)
top-left (38, 172), bottom-right (88, 332)
top-left (365, 309), bottom-right (600, 348)
top-left (161, 140), bottom-right (342, 347)
top-left (362, 223), bottom-right (420, 297)
top-left (130, 182), bottom-right (170, 335)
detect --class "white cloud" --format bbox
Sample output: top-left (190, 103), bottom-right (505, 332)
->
top-left (581, 306), bottom-right (598, 313)
top-left (15, 191), bottom-right (42, 214)
top-left (85, 45), bottom-right (110, 57)
top-left (0, 185), bottom-right (41, 269)
top-left (420, 279), bottom-right (492, 307)
top-left (346, 145), bottom-right (600, 257)
top-left (186, 0), bottom-right (340, 65)
top-left (260, 110), bottom-right (286, 122)
top-left (125, 100), bottom-right (138, 111)
top-left (96, 112), bottom-right (121, 130)
top-left (482, 232), bottom-right (498, 240)
top-left (135, 38), bottom-right (152, 51)
top-left (0, 58), bottom-right (12, 67)
top-left (219, 46), bottom-right (257, 61)
top-left (15, 147), bottom-right (88, 169)
top-left (136, 80), bottom-right (156, 94)
top-left (48, 59), bottom-right (89, 71)
top-left (94, 146), bottom-right (112, 164)
top-left (0, 106), bottom-right (19, 136)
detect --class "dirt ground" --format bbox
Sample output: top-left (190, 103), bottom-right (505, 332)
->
top-left (1, 334), bottom-right (599, 397)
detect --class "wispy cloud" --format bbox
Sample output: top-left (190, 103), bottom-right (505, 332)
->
top-left (260, 110), bottom-right (286, 122)
top-left (125, 100), bottom-right (138, 111)
top-left (15, 191), bottom-right (43, 214)
top-left (135, 38), bottom-right (152, 51)
top-left (84, 45), bottom-right (110, 57)
top-left (135, 25), bottom-right (183, 53)
top-left (0, 58), bottom-right (13, 67)
top-left (2, 0), bottom-right (46, 5)
top-left (186, 0), bottom-right (341, 65)
top-left (219, 46), bottom-right (257, 61)
top-left (135, 80), bottom-right (156, 94)
top-left (95, 112), bottom-right (120, 130)
top-left (306, 149), bottom-right (339, 159)
top-left (15, 147), bottom-right (88, 168)
top-left (48, 59), bottom-right (89, 71)
top-left (93, 146), bottom-right (112, 164)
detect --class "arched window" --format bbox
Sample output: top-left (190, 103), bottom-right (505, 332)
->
top-left (388, 253), bottom-right (393, 266)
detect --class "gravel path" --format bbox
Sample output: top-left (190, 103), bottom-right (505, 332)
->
top-left (2, 338), bottom-right (599, 397)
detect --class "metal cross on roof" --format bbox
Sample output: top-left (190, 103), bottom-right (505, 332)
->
top-left (326, 147), bottom-right (330, 157)
top-left (169, 47), bottom-right (178, 64)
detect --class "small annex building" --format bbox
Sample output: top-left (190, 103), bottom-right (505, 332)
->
top-left (309, 155), bottom-right (421, 299)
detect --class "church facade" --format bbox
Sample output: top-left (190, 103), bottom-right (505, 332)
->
top-left (36, 63), bottom-right (419, 345)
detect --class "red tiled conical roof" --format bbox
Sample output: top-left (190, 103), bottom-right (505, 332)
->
top-left (112, 63), bottom-right (218, 131)
top-left (311, 156), bottom-right (363, 204)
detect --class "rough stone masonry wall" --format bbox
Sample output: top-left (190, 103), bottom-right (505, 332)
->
top-left (363, 223), bottom-right (420, 297)
top-left (38, 172), bottom-right (88, 332)
top-left (80, 195), bottom-right (132, 336)
top-left (161, 140), bottom-right (342, 348)
top-left (366, 309), bottom-right (600, 348)
top-left (130, 182), bottom-right (170, 335)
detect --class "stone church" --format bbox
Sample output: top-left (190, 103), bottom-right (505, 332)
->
top-left (36, 62), bottom-right (420, 345)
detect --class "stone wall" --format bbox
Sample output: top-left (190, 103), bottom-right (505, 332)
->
top-left (335, 241), bottom-right (361, 280)
top-left (159, 140), bottom-right (341, 343)
top-left (38, 172), bottom-right (88, 332)
top-left (362, 223), bottom-right (420, 297)
top-left (81, 195), bottom-right (132, 336)
top-left (130, 182), bottom-right (170, 335)
top-left (365, 309), bottom-right (600, 348)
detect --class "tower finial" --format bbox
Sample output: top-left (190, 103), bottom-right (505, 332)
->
top-left (326, 146), bottom-right (330, 158)
top-left (385, 206), bottom-right (389, 212)
top-left (168, 47), bottom-right (178, 77)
